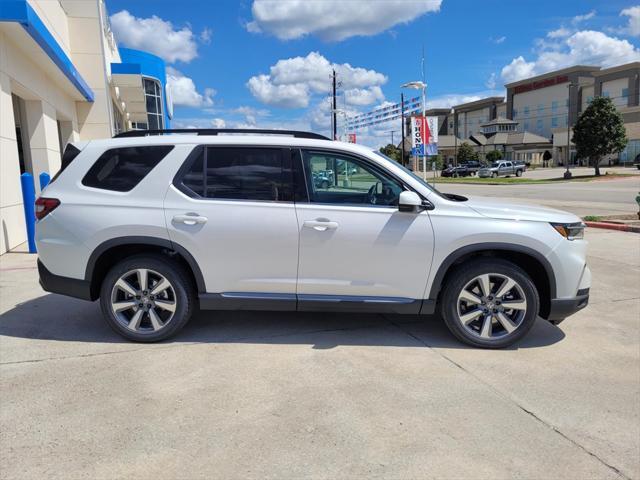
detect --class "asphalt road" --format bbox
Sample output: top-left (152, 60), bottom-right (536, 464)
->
top-left (1, 229), bottom-right (639, 479)
top-left (437, 175), bottom-right (640, 217)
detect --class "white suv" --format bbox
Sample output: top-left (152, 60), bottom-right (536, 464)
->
top-left (35, 129), bottom-right (591, 348)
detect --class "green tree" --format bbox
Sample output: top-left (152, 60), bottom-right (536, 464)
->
top-left (379, 144), bottom-right (402, 163)
top-left (572, 96), bottom-right (628, 176)
top-left (485, 150), bottom-right (503, 162)
top-left (456, 142), bottom-right (479, 163)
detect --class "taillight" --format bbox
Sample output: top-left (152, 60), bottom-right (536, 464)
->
top-left (35, 197), bottom-right (60, 220)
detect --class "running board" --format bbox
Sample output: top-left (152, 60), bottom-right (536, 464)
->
top-left (198, 292), bottom-right (435, 315)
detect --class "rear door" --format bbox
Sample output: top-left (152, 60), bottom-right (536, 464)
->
top-left (164, 145), bottom-right (299, 306)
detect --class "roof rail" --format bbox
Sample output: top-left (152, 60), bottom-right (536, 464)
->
top-left (113, 128), bottom-right (330, 140)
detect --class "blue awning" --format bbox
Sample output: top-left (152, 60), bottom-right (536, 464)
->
top-left (0, 0), bottom-right (94, 101)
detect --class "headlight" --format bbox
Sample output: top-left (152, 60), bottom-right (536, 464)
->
top-left (551, 222), bottom-right (585, 240)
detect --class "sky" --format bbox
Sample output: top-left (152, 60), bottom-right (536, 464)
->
top-left (105, 0), bottom-right (640, 147)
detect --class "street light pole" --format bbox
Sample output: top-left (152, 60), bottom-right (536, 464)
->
top-left (565, 83), bottom-right (575, 179)
top-left (400, 93), bottom-right (405, 166)
top-left (401, 80), bottom-right (428, 178)
top-left (450, 107), bottom-right (456, 167)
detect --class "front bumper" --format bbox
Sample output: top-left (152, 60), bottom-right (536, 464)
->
top-left (546, 288), bottom-right (590, 324)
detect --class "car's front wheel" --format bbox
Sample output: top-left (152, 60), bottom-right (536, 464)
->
top-left (516, 169), bottom-right (523, 177)
top-left (491, 172), bottom-right (498, 178)
top-left (440, 259), bottom-right (539, 348)
top-left (99, 255), bottom-right (195, 342)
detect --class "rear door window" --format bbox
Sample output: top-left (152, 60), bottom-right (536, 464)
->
top-left (82, 146), bottom-right (173, 192)
top-left (176, 146), bottom-right (292, 202)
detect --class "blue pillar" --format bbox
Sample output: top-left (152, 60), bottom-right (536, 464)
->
top-left (39, 172), bottom-right (51, 191)
top-left (20, 173), bottom-right (37, 253)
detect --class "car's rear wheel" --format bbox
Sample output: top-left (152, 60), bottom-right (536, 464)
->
top-left (516, 169), bottom-right (523, 177)
top-left (440, 259), bottom-right (539, 348)
top-left (100, 255), bottom-right (195, 342)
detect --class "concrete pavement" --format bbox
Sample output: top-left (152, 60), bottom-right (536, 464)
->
top-left (1, 229), bottom-right (639, 479)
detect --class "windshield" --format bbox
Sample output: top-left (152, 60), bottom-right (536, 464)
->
top-left (373, 151), bottom-right (443, 198)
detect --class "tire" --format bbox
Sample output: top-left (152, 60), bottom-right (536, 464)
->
top-left (516, 169), bottom-right (523, 177)
top-left (99, 254), bottom-right (196, 342)
top-left (491, 172), bottom-right (498, 178)
top-left (453, 172), bottom-right (459, 178)
top-left (320, 180), bottom-right (330, 189)
top-left (439, 258), bottom-right (540, 349)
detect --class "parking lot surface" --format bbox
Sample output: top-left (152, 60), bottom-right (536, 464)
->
top-left (1, 229), bottom-right (639, 479)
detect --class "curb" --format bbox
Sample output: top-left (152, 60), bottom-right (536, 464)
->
top-left (584, 221), bottom-right (640, 233)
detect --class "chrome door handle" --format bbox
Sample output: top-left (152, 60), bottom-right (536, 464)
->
top-left (303, 220), bottom-right (339, 231)
top-left (173, 214), bottom-right (208, 226)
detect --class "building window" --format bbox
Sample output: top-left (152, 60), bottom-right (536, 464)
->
top-left (603, 91), bottom-right (610, 98)
top-left (143, 78), bottom-right (164, 130)
top-left (536, 119), bottom-right (543, 131)
top-left (622, 88), bottom-right (629, 102)
top-left (587, 96), bottom-right (593, 104)
top-left (552, 101), bottom-right (558, 113)
top-left (523, 106), bottom-right (529, 116)
top-left (524, 121), bottom-right (530, 131)
top-left (538, 104), bottom-right (544, 114)
top-left (551, 117), bottom-right (558, 128)
top-left (513, 109), bottom-right (518, 118)
top-left (131, 122), bottom-right (149, 130)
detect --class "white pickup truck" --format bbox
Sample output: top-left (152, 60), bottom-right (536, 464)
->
top-left (478, 161), bottom-right (525, 178)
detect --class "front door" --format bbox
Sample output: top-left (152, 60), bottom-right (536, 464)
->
top-left (164, 145), bottom-right (299, 308)
top-left (295, 149), bottom-right (435, 312)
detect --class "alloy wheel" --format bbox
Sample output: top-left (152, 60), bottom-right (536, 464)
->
top-left (456, 273), bottom-right (527, 339)
top-left (110, 268), bottom-right (177, 333)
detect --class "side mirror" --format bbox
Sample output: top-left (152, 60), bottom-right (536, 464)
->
top-left (399, 190), bottom-right (427, 213)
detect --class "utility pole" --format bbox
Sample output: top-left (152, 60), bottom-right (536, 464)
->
top-left (332, 69), bottom-right (337, 141)
top-left (400, 93), bottom-right (405, 165)
top-left (386, 130), bottom-right (397, 145)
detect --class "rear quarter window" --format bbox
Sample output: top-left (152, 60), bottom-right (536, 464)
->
top-left (82, 146), bottom-right (174, 192)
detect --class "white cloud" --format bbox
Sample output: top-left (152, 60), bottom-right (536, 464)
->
top-left (547, 27), bottom-right (571, 39)
top-left (247, 52), bottom-right (387, 108)
top-left (344, 86), bottom-right (385, 106)
top-left (110, 10), bottom-right (198, 63)
top-left (620, 6), bottom-right (640, 37)
top-left (485, 73), bottom-right (497, 89)
top-left (199, 27), bottom-right (212, 44)
top-left (166, 67), bottom-right (215, 107)
top-left (490, 36), bottom-right (506, 44)
top-left (246, 0), bottom-right (442, 41)
top-left (247, 74), bottom-right (310, 108)
top-left (572, 10), bottom-right (596, 25)
top-left (427, 90), bottom-right (504, 109)
top-left (211, 118), bottom-right (226, 128)
top-left (501, 30), bottom-right (640, 83)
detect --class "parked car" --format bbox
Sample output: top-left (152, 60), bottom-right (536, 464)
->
top-left (461, 160), bottom-right (481, 175)
top-left (312, 169), bottom-right (334, 189)
top-left (441, 166), bottom-right (472, 178)
top-left (36, 129), bottom-right (590, 349)
top-left (478, 161), bottom-right (525, 178)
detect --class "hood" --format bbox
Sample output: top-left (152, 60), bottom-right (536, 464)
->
top-left (466, 197), bottom-right (580, 223)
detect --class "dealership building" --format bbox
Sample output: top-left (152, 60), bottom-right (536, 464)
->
top-left (0, 0), bottom-right (172, 254)
top-left (408, 62), bottom-right (640, 167)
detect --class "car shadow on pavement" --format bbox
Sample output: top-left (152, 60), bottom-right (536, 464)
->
top-left (0, 293), bottom-right (565, 350)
